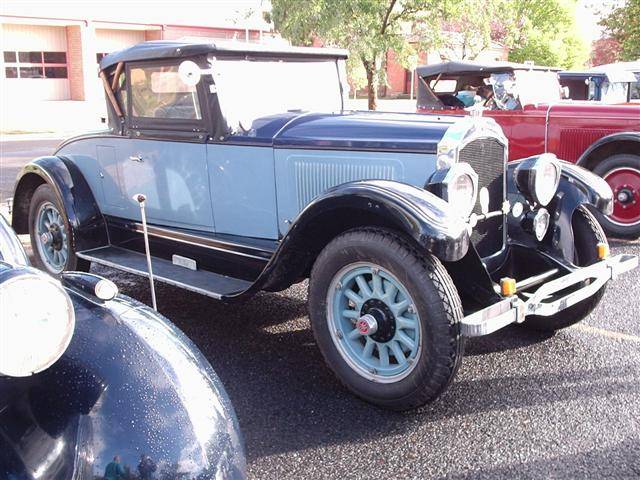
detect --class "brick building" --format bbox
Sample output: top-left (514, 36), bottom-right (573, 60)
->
top-left (0, 1), bottom-right (278, 131)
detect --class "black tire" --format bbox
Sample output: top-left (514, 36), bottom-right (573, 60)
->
top-left (28, 183), bottom-right (90, 275)
top-left (308, 228), bottom-right (464, 411)
top-left (523, 206), bottom-right (607, 332)
top-left (592, 153), bottom-right (640, 239)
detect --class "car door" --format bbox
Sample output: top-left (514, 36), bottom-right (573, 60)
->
top-left (118, 60), bottom-right (215, 231)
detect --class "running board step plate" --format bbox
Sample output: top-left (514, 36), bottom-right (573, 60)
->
top-left (77, 246), bottom-right (252, 299)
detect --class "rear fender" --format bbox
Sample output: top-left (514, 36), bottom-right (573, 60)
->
top-left (11, 156), bottom-right (108, 251)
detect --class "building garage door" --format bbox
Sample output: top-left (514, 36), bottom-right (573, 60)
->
top-left (95, 29), bottom-right (145, 62)
top-left (1, 24), bottom-right (70, 100)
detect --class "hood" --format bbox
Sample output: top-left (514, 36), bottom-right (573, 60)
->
top-left (227, 111), bottom-right (460, 154)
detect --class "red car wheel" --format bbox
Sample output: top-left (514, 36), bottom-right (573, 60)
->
top-left (604, 167), bottom-right (640, 226)
top-left (593, 153), bottom-right (640, 239)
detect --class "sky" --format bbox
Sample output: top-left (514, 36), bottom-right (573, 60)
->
top-left (0, 0), bottom-right (273, 30)
top-left (575, 0), bottom-right (624, 43)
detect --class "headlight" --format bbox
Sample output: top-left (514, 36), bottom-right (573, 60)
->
top-left (427, 162), bottom-right (478, 218)
top-left (0, 269), bottom-right (75, 377)
top-left (515, 153), bottom-right (561, 206)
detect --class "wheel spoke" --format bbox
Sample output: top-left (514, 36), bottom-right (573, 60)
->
top-left (355, 274), bottom-right (373, 299)
top-left (378, 343), bottom-right (389, 367)
top-left (342, 309), bottom-right (360, 320)
top-left (59, 248), bottom-right (68, 264)
top-left (382, 280), bottom-right (398, 303)
top-left (396, 331), bottom-right (416, 351)
top-left (46, 210), bottom-right (55, 224)
top-left (362, 337), bottom-right (375, 359)
top-left (391, 299), bottom-right (409, 316)
top-left (344, 289), bottom-right (363, 307)
top-left (371, 271), bottom-right (384, 296)
top-left (348, 328), bottom-right (362, 340)
top-left (397, 316), bottom-right (418, 330)
top-left (390, 340), bottom-right (407, 366)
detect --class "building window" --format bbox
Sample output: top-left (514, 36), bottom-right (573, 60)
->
top-left (3, 51), bottom-right (68, 79)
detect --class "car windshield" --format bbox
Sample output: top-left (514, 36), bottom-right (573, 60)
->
top-left (601, 81), bottom-right (630, 103)
top-left (513, 70), bottom-right (561, 106)
top-left (212, 58), bottom-right (346, 132)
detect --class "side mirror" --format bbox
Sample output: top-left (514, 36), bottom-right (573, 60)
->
top-left (178, 60), bottom-right (202, 87)
top-left (561, 86), bottom-right (570, 99)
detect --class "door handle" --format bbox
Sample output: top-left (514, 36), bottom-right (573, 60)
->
top-left (129, 154), bottom-right (144, 163)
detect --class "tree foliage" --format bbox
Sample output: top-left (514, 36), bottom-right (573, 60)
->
top-left (506, 0), bottom-right (588, 69)
top-left (599, 0), bottom-right (640, 61)
top-left (590, 37), bottom-right (622, 67)
top-left (270, 0), bottom-right (452, 110)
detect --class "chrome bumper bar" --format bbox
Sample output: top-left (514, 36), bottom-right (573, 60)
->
top-left (461, 253), bottom-right (638, 337)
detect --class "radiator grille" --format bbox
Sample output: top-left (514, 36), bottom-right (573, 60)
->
top-left (458, 137), bottom-right (505, 257)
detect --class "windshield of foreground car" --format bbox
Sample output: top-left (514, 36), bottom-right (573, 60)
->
top-left (212, 58), bottom-right (345, 132)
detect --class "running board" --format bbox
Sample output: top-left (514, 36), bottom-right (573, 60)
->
top-left (77, 246), bottom-right (252, 299)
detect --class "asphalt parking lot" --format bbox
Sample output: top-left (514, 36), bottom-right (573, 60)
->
top-left (2, 138), bottom-right (640, 479)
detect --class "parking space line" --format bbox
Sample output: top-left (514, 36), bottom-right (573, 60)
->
top-left (572, 323), bottom-right (640, 343)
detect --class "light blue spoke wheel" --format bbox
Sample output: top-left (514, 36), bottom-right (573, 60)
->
top-left (308, 228), bottom-right (464, 410)
top-left (28, 183), bottom-right (89, 275)
top-left (327, 262), bottom-right (421, 382)
top-left (34, 201), bottom-right (69, 274)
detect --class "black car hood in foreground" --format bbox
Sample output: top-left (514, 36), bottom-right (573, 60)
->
top-left (0, 288), bottom-right (245, 479)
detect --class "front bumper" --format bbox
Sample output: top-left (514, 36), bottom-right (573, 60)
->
top-left (461, 253), bottom-right (638, 337)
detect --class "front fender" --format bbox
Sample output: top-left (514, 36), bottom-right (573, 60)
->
top-left (0, 292), bottom-right (246, 479)
top-left (11, 156), bottom-right (107, 251)
top-left (248, 180), bottom-right (469, 295)
top-left (507, 159), bottom-right (613, 263)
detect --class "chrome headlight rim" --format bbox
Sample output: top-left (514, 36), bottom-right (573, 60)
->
top-left (0, 268), bottom-right (75, 377)
top-left (430, 162), bottom-right (479, 219)
top-left (515, 153), bottom-right (561, 207)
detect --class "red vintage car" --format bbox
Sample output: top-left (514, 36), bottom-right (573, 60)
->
top-left (416, 60), bottom-right (640, 238)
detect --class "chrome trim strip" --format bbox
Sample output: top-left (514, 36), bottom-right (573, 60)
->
top-left (76, 251), bottom-right (224, 299)
top-left (128, 223), bottom-right (273, 261)
top-left (544, 104), bottom-right (553, 151)
top-left (462, 253), bottom-right (638, 337)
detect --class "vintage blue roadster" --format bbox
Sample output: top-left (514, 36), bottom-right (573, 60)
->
top-left (11, 40), bottom-right (638, 410)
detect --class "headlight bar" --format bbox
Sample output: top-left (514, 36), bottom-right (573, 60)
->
top-left (427, 162), bottom-right (479, 219)
top-left (514, 153), bottom-right (562, 207)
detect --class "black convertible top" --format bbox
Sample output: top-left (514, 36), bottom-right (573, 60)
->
top-left (99, 40), bottom-right (348, 70)
top-left (416, 60), bottom-right (560, 78)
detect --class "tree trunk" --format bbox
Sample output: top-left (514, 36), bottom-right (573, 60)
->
top-left (364, 60), bottom-right (378, 110)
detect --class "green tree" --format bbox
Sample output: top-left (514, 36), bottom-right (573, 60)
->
top-left (600, 0), bottom-right (640, 61)
top-left (507, 0), bottom-right (589, 69)
top-left (270, 0), bottom-right (452, 110)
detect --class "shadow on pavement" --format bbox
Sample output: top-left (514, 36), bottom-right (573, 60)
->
top-left (90, 266), bottom-right (639, 463)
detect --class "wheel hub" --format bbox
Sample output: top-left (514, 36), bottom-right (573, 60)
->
top-left (604, 168), bottom-right (640, 226)
top-left (360, 298), bottom-right (396, 343)
top-left (616, 187), bottom-right (635, 206)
